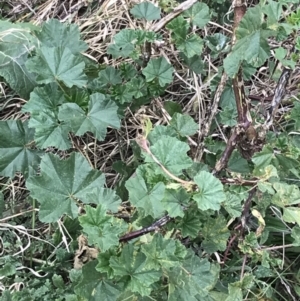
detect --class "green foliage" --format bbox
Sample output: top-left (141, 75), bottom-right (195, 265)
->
top-left (130, 1), bottom-right (161, 21)
top-left (1, 1), bottom-right (300, 301)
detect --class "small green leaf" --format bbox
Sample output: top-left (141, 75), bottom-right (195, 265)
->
top-left (272, 182), bottom-right (300, 207)
top-left (180, 54), bottom-right (204, 74)
top-left (29, 109), bottom-right (71, 150)
top-left (35, 19), bottom-right (87, 54)
top-left (125, 170), bottom-right (165, 218)
top-left (170, 113), bottom-right (198, 136)
top-left (142, 57), bottom-right (174, 87)
top-left (162, 188), bottom-right (190, 217)
top-left (166, 16), bottom-right (189, 41)
top-left (86, 188), bottom-right (121, 213)
top-left (202, 216), bottom-right (230, 253)
top-left (58, 93), bottom-right (120, 141)
top-left (169, 250), bottom-right (220, 299)
top-left (178, 210), bottom-right (201, 238)
top-left (142, 233), bottom-right (186, 270)
top-left (0, 20), bottom-right (37, 98)
top-left (79, 205), bottom-right (126, 251)
top-left (291, 226), bottom-right (300, 246)
top-left (177, 34), bottom-right (203, 58)
top-left (26, 46), bottom-right (87, 87)
top-left (98, 66), bottom-right (122, 85)
top-left (0, 120), bottom-right (42, 178)
top-left (219, 107), bottom-right (238, 127)
top-left (184, 2), bottom-right (210, 28)
top-left (252, 146), bottom-right (274, 169)
top-left (110, 244), bottom-right (161, 296)
top-left (130, 1), bottom-right (161, 21)
top-left (146, 136), bottom-right (193, 176)
top-left (193, 171), bottom-right (225, 211)
top-left (164, 101), bottom-right (183, 117)
top-left (22, 84), bottom-right (64, 114)
top-left (75, 261), bottom-right (122, 301)
top-left (290, 102), bottom-right (300, 130)
top-left (0, 262), bottom-right (16, 277)
top-left (263, 0), bottom-right (282, 28)
top-left (228, 150), bottom-right (250, 173)
top-left (223, 192), bottom-right (243, 218)
top-left (107, 29), bottom-right (136, 58)
top-left (26, 153), bottom-right (105, 222)
top-left (148, 125), bottom-right (178, 144)
top-left (224, 6), bottom-right (272, 77)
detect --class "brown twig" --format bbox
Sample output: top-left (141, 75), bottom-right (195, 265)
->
top-left (119, 215), bottom-right (172, 242)
top-left (213, 0), bottom-right (250, 174)
top-left (150, 0), bottom-right (198, 33)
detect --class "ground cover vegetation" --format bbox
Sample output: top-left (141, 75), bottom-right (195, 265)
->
top-left (0, 0), bottom-right (300, 300)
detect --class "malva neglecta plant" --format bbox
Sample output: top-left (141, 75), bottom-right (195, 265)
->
top-left (1, 0), bottom-right (300, 300)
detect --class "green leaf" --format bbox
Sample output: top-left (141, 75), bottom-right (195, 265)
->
top-left (107, 29), bottom-right (136, 58)
top-left (75, 261), bottom-right (122, 301)
top-left (223, 192), bottom-right (243, 218)
top-left (148, 125), bottom-right (178, 144)
top-left (58, 93), bottom-right (120, 141)
top-left (98, 66), bottom-right (122, 86)
top-left (228, 150), bottom-right (250, 173)
top-left (202, 216), bottom-right (230, 253)
top-left (170, 113), bottom-right (198, 136)
top-left (272, 182), bottom-right (300, 207)
top-left (0, 120), bottom-right (42, 178)
top-left (164, 101), bottom-right (183, 117)
top-left (290, 102), bottom-right (300, 130)
top-left (0, 20), bottom-right (37, 98)
top-left (142, 57), bottom-right (174, 87)
top-left (184, 2), bottom-right (210, 28)
top-left (283, 207), bottom-right (300, 226)
top-left (125, 170), bottom-right (165, 218)
top-left (193, 171), bottom-right (225, 211)
top-left (181, 54), bottom-right (204, 74)
top-left (162, 188), bottom-right (190, 217)
top-left (0, 262), bottom-right (16, 277)
top-left (141, 233), bottom-right (186, 270)
top-left (146, 136), bottom-right (193, 176)
top-left (291, 226), bottom-right (300, 246)
top-left (29, 109), bottom-right (71, 150)
top-left (166, 16), bottom-right (189, 41)
top-left (130, 1), bottom-right (161, 21)
top-left (79, 205), bottom-right (126, 251)
top-left (178, 210), bottom-right (201, 238)
top-left (263, 0), bottom-right (282, 28)
top-left (252, 146), bottom-right (274, 169)
top-left (177, 34), bottom-right (203, 58)
top-left (219, 107), bottom-right (238, 127)
top-left (127, 77), bottom-right (148, 98)
top-left (35, 19), bottom-right (87, 54)
top-left (86, 188), bottom-right (121, 213)
top-left (22, 84), bottom-right (64, 114)
top-left (224, 6), bottom-right (272, 77)
top-left (26, 153), bottom-right (105, 222)
top-left (26, 46), bottom-right (87, 87)
top-left (169, 250), bottom-right (219, 299)
top-left (109, 244), bottom-right (161, 296)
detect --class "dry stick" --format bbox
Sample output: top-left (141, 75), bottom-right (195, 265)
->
top-left (265, 67), bottom-right (292, 129)
top-left (150, 0), bottom-right (198, 33)
top-left (213, 0), bottom-right (249, 174)
top-left (119, 215), bottom-right (171, 242)
top-left (195, 72), bottom-right (228, 161)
